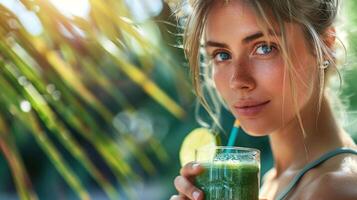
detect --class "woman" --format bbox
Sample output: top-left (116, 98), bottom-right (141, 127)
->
top-left (170, 0), bottom-right (357, 199)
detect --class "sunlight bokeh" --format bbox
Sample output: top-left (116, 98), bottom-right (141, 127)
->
top-left (0, 0), bottom-right (43, 35)
top-left (49, 0), bottom-right (90, 18)
top-left (125, 0), bottom-right (163, 22)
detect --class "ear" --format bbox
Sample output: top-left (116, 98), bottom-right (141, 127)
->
top-left (323, 26), bottom-right (336, 49)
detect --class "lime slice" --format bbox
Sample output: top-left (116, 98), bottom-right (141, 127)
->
top-left (179, 127), bottom-right (219, 167)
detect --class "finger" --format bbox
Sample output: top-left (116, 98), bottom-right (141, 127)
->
top-left (180, 162), bottom-right (204, 177)
top-left (169, 194), bottom-right (188, 200)
top-left (174, 176), bottom-right (203, 200)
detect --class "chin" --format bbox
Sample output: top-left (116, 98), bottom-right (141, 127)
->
top-left (240, 124), bottom-right (272, 137)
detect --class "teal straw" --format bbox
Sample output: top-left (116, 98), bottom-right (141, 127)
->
top-left (227, 123), bottom-right (239, 146)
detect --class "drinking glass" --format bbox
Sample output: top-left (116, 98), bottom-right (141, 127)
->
top-left (194, 146), bottom-right (260, 200)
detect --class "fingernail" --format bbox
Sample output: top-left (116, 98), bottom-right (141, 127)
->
top-left (170, 195), bottom-right (178, 200)
top-left (192, 191), bottom-right (200, 200)
top-left (192, 163), bottom-right (200, 169)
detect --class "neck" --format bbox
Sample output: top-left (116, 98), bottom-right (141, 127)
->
top-left (269, 97), bottom-right (353, 176)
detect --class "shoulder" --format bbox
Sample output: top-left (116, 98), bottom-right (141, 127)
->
top-left (305, 155), bottom-right (357, 200)
top-left (306, 172), bottom-right (357, 200)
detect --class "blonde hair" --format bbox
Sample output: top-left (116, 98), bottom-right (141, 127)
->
top-left (177, 0), bottom-right (343, 135)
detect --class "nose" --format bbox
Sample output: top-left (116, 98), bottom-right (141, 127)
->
top-left (229, 63), bottom-right (256, 91)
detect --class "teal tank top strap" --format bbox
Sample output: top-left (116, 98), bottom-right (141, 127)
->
top-left (275, 147), bottom-right (357, 200)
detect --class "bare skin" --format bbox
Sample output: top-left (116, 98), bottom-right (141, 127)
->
top-left (171, 1), bottom-right (357, 200)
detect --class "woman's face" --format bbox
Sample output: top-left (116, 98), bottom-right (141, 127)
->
top-left (204, 0), bottom-right (319, 136)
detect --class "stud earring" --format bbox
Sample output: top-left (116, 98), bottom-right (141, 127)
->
top-left (321, 60), bottom-right (330, 69)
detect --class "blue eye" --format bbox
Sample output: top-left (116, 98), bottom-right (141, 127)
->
top-left (255, 44), bottom-right (274, 55)
top-left (214, 52), bottom-right (231, 62)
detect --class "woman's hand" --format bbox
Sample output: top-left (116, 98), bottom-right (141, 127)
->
top-left (170, 162), bottom-right (205, 200)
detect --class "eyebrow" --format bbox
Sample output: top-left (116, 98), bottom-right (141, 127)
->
top-left (204, 29), bottom-right (280, 48)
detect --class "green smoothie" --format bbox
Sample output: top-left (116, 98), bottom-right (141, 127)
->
top-left (195, 162), bottom-right (259, 200)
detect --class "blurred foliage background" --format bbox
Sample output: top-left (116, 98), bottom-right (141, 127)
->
top-left (0, 0), bottom-right (356, 200)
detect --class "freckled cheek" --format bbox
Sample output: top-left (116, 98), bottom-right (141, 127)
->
top-left (251, 59), bottom-right (285, 89)
top-left (287, 56), bottom-right (317, 102)
top-left (253, 58), bottom-right (312, 114)
top-left (212, 67), bottom-right (232, 98)
top-left (290, 50), bottom-right (318, 83)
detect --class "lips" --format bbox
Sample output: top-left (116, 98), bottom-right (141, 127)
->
top-left (233, 100), bottom-right (270, 117)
